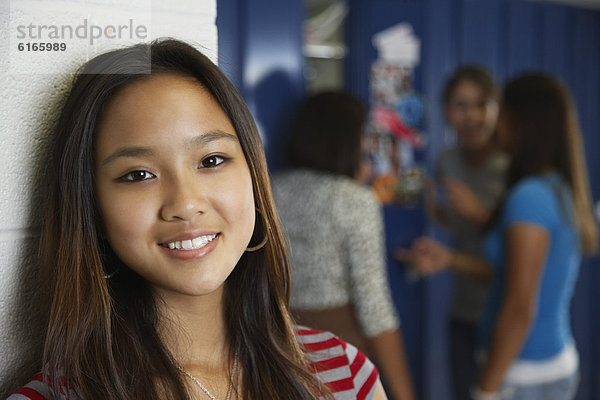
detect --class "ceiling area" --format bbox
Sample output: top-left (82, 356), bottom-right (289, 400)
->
top-left (536, 0), bottom-right (600, 9)
top-left (305, 0), bottom-right (600, 11)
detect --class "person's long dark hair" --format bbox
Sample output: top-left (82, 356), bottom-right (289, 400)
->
top-left (498, 73), bottom-right (597, 254)
top-left (40, 39), bottom-right (333, 399)
top-left (287, 91), bottom-right (366, 178)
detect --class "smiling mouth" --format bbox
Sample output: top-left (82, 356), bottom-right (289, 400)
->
top-left (160, 233), bottom-right (219, 250)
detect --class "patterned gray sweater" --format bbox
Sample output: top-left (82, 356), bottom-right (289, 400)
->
top-left (272, 169), bottom-right (399, 337)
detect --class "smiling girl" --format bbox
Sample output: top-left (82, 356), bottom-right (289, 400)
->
top-left (9, 39), bottom-right (388, 400)
top-left (430, 65), bottom-right (507, 400)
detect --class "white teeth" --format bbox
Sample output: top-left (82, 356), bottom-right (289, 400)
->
top-left (192, 236), bottom-right (206, 247)
top-left (165, 234), bottom-right (217, 250)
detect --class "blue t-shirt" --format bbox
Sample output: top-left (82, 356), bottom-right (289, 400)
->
top-left (482, 173), bottom-right (580, 360)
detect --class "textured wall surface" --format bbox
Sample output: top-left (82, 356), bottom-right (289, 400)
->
top-left (0, 0), bottom-right (217, 395)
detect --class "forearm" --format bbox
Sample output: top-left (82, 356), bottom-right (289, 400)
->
top-left (430, 204), bottom-right (449, 229)
top-left (450, 251), bottom-right (493, 282)
top-left (477, 305), bottom-right (534, 392)
top-left (476, 222), bottom-right (550, 395)
top-left (369, 329), bottom-right (415, 400)
top-left (469, 207), bottom-right (492, 226)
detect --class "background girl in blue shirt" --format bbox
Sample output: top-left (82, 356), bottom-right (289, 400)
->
top-left (399, 73), bottom-right (598, 400)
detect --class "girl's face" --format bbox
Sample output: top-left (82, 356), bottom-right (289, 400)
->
top-left (446, 80), bottom-right (498, 151)
top-left (94, 74), bottom-right (255, 301)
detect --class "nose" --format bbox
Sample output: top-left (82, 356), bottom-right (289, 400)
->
top-left (159, 175), bottom-right (206, 222)
top-left (465, 103), bottom-right (485, 125)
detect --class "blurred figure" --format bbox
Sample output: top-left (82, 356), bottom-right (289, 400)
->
top-left (400, 73), bottom-right (598, 399)
top-left (429, 65), bottom-right (508, 400)
top-left (272, 91), bottom-right (415, 400)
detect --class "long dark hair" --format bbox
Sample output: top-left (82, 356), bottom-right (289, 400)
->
top-left (41, 39), bottom-right (332, 399)
top-left (499, 73), bottom-right (598, 254)
top-left (287, 90), bottom-right (366, 178)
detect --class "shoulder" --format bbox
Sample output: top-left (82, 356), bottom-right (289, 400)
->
top-left (273, 169), bottom-right (354, 197)
top-left (273, 169), bottom-right (331, 184)
top-left (296, 326), bottom-right (346, 353)
top-left (507, 177), bottom-right (554, 209)
top-left (436, 146), bottom-right (461, 167)
top-left (8, 371), bottom-right (79, 400)
top-left (503, 176), bottom-right (559, 228)
top-left (434, 147), bottom-right (465, 179)
top-left (512, 176), bottom-right (551, 194)
top-left (333, 180), bottom-right (381, 228)
top-left (297, 327), bottom-right (380, 399)
top-left (273, 169), bottom-right (374, 200)
top-left (271, 169), bottom-right (301, 190)
top-left (336, 177), bottom-right (379, 205)
top-left (8, 372), bottom-right (51, 400)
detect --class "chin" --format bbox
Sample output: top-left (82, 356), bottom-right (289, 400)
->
top-left (153, 278), bottom-right (228, 299)
top-left (463, 142), bottom-right (483, 151)
top-left (183, 281), bottom-right (227, 297)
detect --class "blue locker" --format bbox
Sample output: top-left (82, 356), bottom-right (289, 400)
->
top-left (217, 0), bottom-right (600, 398)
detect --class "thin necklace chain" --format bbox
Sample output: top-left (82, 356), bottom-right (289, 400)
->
top-left (176, 354), bottom-right (238, 400)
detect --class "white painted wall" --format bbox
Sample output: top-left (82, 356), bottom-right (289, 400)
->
top-left (0, 0), bottom-right (217, 395)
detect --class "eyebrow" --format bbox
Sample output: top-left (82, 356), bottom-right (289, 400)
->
top-left (186, 130), bottom-right (239, 147)
top-left (100, 130), bottom-right (239, 166)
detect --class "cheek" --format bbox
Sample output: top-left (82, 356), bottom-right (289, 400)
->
top-left (234, 176), bottom-right (256, 235)
top-left (210, 170), bottom-right (256, 242)
top-left (97, 187), bottom-right (156, 251)
top-left (484, 110), bottom-right (499, 130)
top-left (448, 113), bottom-right (470, 134)
top-left (222, 171), bottom-right (256, 243)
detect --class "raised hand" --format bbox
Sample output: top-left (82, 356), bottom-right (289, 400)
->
top-left (444, 178), bottom-right (489, 225)
top-left (395, 237), bottom-right (453, 276)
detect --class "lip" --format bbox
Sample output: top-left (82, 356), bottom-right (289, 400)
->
top-left (159, 233), bottom-right (220, 260)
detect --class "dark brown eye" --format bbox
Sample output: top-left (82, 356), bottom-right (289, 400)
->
top-left (200, 155), bottom-right (225, 168)
top-left (120, 170), bottom-right (155, 182)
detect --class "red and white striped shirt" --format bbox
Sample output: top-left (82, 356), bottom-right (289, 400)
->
top-left (9, 328), bottom-right (379, 400)
top-left (297, 327), bottom-right (380, 399)
top-left (9, 372), bottom-right (52, 400)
